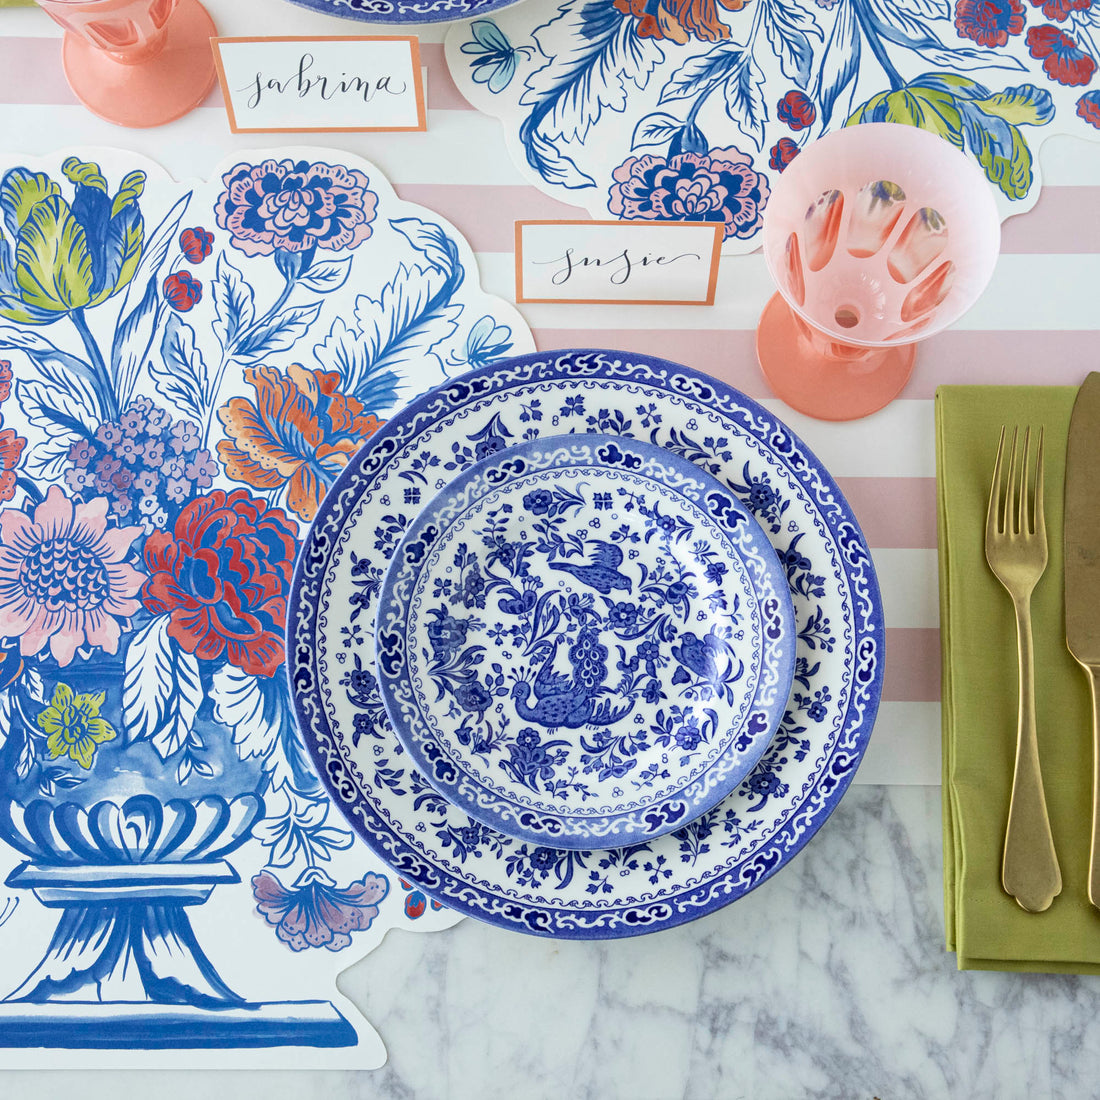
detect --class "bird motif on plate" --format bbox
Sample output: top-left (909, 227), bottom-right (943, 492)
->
top-left (510, 627), bottom-right (635, 730)
top-left (548, 540), bottom-right (631, 595)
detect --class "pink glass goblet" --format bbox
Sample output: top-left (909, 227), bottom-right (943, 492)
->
top-left (757, 122), bottom-right (1001, 421)
top-left (34, 0), bottom-right (217, 129)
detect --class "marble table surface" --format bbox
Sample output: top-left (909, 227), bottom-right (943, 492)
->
top-left (1, 0), bottom-right (1099, 1094)
top-left (4, 787), bottom-right (1099, 1098)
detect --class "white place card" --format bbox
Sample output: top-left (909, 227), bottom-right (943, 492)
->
top-left (515, 220), bottom-right (723, 305)
top-left (213, 37), bottom-right (427, 134)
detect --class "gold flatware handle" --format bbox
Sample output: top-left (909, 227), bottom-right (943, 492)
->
top-left (1081, 663), bottom-right (1100, 910)
top-left (1002, 596), bottom-right (1062, 913)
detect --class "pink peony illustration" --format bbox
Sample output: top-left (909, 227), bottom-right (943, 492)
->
top-left (215, 158), bottom-right (379, 257)
top-left (609, 146), bottom-right (769, 241)
top-left (0, 486), bottom-right (145, 666)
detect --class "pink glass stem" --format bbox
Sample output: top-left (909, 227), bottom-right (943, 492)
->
top-left (33, 0), bottom-right (217, 129)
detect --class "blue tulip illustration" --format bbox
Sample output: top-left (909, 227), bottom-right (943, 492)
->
top-left (0, 157), bottom-right (147, 420)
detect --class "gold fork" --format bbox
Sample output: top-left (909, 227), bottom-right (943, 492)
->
top-left (985, 425), bottom-right (1062, 913)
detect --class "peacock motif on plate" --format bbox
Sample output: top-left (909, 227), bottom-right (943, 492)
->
top-left (375, 433), bottom-right (796, 849)
top-left (291, 350), bottom-right (886, 940)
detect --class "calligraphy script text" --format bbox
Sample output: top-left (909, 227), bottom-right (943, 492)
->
top-left (537, 247), bottom-right (702, 287)
top-left (243, 52), bottom-right (408, 110)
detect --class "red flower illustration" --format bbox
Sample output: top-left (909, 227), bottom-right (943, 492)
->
top-left (399, 878), bottom-right (445, 919)
top-left (777, 90), bottom-right (816, 131)
top-left (217, 364), bottom-right (383, 523)
top-left (769, 138), bottom-right (802, 172)
top-left (252, 867), bottom-right (388, 951)
top-left (613, 0), bottom-right (747, 43)
top-left (0, 430), bottom-right (25, 504)
top-left (180, 227), bottom-right (214, 264)
top-left (164, 271), bottom-right (202, 312)
top-left (1078, 89), bottom-right (1100, 126)
top-left (141, 488), bottom-right (298, 677)
top-left (955, 0), bottom-right (1025, 46)
top-left (0, 360), bottom-right (23, 503)
top-left (1030, 0), bottom-right (1091, 20)
top-left (1027, 24), bottom-right (1097, 84)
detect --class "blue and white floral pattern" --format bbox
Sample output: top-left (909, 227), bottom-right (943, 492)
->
top-left (0, 147), bottom-right (528, 1040)
top-left (444, 0), bottom-right (1100, 251)
top-left (290, 350), bottom-right (885, 939)
top-left (283, 0), bottom-right (523, 25)
top-left (376, 434), bottom-right (795, 849)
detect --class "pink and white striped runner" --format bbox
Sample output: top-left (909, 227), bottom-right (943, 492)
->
top-left (3, 0), bottom-right (1095, 784)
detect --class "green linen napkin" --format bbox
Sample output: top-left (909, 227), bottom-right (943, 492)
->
top-left (938, 383), bottom-right (1100, 972)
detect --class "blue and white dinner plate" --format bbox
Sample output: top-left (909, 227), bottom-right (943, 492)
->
top-left (375, 434), bottom-right (796, 850)
top-left (283, 0), bottom-right (520, 24)
top-left (289, 350), bottom-right (885, 939)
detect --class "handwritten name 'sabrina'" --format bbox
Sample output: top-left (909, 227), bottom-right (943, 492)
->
top-left (243, 52), bottom-right (408, 110)
top-left (538, 247), bottom-right (703, 287)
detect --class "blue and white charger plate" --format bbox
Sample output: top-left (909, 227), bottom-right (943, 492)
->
top-left (375, 434), bottom-right (795, 850)
top-left (282, 0), bottom-right (520, 24)
top-left (290, 350), bottom-right (885, 939)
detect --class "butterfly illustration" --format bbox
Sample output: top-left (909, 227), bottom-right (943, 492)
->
top-left (461, 20), bottom-right (534, 94)
top-left (448, 314), bottom-right (515, 370)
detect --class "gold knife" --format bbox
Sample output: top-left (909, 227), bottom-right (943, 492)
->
top-left (1065, 372), bottom-right (1100, 908)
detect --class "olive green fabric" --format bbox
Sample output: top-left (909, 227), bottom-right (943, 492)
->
top-left (938, 384), bottom-right (1100, 972)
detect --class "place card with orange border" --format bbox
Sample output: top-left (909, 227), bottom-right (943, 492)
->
top-left (515, 221), bottom-right (722, 305)
top-left (212, 37), bottom-right (427, 134)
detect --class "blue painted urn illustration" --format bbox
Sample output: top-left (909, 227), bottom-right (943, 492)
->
top-left (0, 147), bottom-right (520, 1046)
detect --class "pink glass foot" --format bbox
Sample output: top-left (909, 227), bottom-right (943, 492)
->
top-left (756, 292), bottom-right (916, 421)
top-left (58, 0), bottom-right (217, 129)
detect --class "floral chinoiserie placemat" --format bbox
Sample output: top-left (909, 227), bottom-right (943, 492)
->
top-left (445, 0), bottom-right (1100, 253)
top-left (0, 147), bottom-right (532, 1068)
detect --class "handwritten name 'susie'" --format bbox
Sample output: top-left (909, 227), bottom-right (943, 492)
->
top-left (242, 52), bottom-right (408, 110)
top-left (536, 247), bottom-right (702, 287)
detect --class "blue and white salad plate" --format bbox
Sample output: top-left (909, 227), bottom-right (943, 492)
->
top-left (375, 434), bottom-right (795, 850)
top-left (282, 0), bottom-right (520, 24)
top-left (289, 350), bottom-right (885, 939)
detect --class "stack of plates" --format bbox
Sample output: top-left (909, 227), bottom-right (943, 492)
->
top-left (288, 350), bottom-right (885, 939)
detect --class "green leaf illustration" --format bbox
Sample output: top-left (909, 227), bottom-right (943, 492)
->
top-left (847, 73), bottom-right (1055, 199)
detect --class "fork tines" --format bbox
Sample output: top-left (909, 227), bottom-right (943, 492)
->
top-left (987, 425), bottom-right (1045, 539)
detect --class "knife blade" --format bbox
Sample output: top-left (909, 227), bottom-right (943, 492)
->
top-left (1064, 371), bottom-right (1100, 907)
